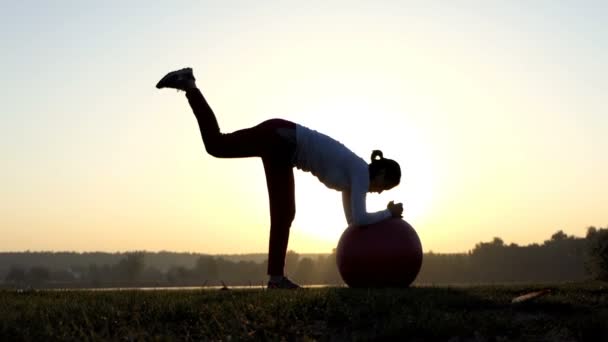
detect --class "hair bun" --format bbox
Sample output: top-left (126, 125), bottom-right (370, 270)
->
top-left (371, 150), bottom-right (384, 161)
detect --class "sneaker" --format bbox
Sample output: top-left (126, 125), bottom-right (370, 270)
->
top-left (267, 276), bottom-right (301, 289)
top-left (156, 67), bottom-right (196, 90)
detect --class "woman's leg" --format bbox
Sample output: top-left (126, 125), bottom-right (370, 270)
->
top-left (186, 88), bottom-right (284, 158)
top-left (159, 68), bottom-right (280, 157)
top-left (185, 86), bottom-right (297, 277)
top-left (263, 155), bottom-right (296, 277)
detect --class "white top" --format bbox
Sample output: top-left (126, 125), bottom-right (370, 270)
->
top-left (293, 124), bottom-right (391, 226)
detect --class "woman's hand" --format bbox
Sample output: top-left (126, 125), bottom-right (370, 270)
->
top-left (387, 201), bottom-right (404, 218)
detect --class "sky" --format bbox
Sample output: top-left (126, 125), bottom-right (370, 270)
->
top-left (1, 1), bottom-right (606, 254)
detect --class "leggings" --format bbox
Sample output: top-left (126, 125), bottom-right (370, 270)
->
top-left (186, 89), bottom-right (296, 276)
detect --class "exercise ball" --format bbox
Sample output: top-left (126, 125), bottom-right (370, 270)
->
top-left (336, 218), bottom-right (423, 288)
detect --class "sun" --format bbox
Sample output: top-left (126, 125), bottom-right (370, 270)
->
top-left (285, 96), bottom-right (438, 244)
top-left (292, 173), bottom-right (346, 244)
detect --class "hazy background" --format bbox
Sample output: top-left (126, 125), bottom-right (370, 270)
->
top-left (1, 1), bottom-right (606, 254)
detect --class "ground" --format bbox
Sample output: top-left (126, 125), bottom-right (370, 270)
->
top-left (1, 283), bottom-right (606, 341)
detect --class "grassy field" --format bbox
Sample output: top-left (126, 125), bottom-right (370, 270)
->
top-left (1, 283), bottom-right (606, 341)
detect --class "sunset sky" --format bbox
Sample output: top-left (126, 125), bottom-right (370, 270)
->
top-left (1, 1), bottom-right (606, 254)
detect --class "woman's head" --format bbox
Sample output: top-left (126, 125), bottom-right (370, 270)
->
top-left (368, 150), bottom-right (401, 193)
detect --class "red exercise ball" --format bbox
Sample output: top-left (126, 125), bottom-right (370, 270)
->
top-left (336, 218), bottom-right (423, 288)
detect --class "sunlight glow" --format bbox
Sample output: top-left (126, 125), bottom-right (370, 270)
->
top-left (2, 2), bottom-right (606, 253)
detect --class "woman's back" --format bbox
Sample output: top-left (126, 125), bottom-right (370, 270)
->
top-left (294, 123), bottom-right (368, 191)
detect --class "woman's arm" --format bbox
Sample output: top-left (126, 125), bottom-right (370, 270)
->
top-left (342, 177), bottom-right (391, 226)
top-left (342, 190), bottom-right (355, 225)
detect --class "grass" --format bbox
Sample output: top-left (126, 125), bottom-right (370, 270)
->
top-left (0, 283), bottom-right (606, 341)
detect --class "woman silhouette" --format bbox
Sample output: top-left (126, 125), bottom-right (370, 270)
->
top-left (157, 68), bottom-right (403, 289)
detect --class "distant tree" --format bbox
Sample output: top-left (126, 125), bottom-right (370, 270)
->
top-left (51, 269), bottom-right (77, 283)
top-left (586, 226), bottom-right (608, 280)
top-left (28, 266), bottom-right (51, 286)
top-left (551, 230), bottom-right (569, 241)
top-left (86, 263), bottom-right (102, 286)
top-left (491, 237), bottom-right (504, 246)
top-left (320, 249), bottom-right (342, 285)
top-left (294, 257), bottom-right (315, 284)
top-left (69, 265), bottom-right (86, 279)
top-left (285, 250), bottom-right (300, 275)
top-left (139, 266), bottom-right (164, 284)
top-left (5, 266), bottom-right (26, 285)
top-left (587, 227), bottom-right (598, 236)
top-left (114, 252), bottom-right (145, 283)
top-left (166, 266), bottom-right (191, 284)
top-left (194, 256), bottom-right (219, 281)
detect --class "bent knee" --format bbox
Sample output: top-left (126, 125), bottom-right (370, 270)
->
top-left (204, 145), bottom-right (220, 158)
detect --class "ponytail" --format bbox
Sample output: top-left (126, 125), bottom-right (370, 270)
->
top-left (371, 150), bottom-right (383, 162)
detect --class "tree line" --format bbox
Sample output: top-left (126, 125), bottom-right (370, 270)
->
top-left (2, 227), bottom-right (607, 288)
